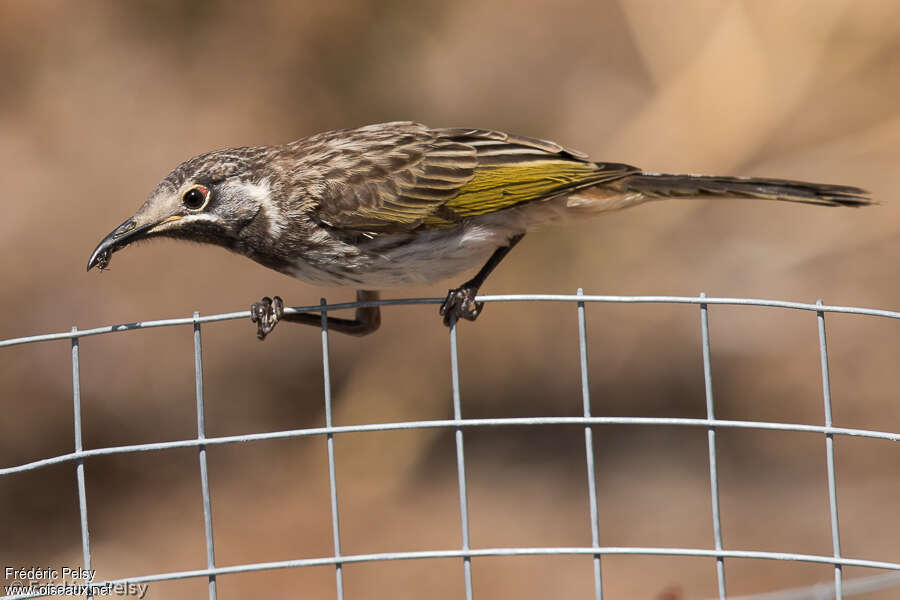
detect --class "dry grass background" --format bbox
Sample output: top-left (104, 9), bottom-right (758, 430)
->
top-left (1, 1), bottom-right (899, 598)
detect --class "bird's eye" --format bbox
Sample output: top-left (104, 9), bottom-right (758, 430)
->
top-left (182, 186), bottom-right (209, 210)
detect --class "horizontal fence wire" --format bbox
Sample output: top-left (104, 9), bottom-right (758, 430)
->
top-left (2, 293), bottom-right (900, 600)
top-left (3, 294), bottom-right (900, 349)
top-left (3, 549), bottom-right (900, 600)
top-left (4, 417), bottom-right (899, 477)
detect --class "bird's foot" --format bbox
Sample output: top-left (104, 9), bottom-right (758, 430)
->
top-left (250, 296), bottom-right (284, 340)
top-left (440, 286), bottom-right (483, 327)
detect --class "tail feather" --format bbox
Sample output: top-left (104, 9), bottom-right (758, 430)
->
top-left (624, 173), bottom-right (871, 207)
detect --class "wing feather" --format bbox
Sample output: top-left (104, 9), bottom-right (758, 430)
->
top-left (310, 122), bottom-right (636, 233)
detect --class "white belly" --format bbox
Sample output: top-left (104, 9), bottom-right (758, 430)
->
top-left (288, 222), bottom-right (517, 288)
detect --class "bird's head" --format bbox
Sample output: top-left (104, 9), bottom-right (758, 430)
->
top-left (87, 147), bottom-right (274, 271)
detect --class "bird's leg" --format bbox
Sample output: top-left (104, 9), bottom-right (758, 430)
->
top-left (251, 290), bottom-right (381, 340)
top-left (440, 233), bottom-right (524, 326)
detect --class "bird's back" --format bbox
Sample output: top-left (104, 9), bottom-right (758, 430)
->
top-left (288, 121), bottom-right (639, 235)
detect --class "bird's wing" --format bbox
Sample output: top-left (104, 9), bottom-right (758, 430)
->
top-left (311, 122), bottom-right (638, 233)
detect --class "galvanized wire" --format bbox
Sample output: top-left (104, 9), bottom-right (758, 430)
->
top-left (816, 301), bottom-right (843, 600)
top-left (193, 312), bottom-right (217, 600)
top-left (320, 299), bottom-right (346, 600)
top-left (70, 328), bottom-right (93, 600)
top-left (577, 290), bottom-right (604, 600)
top-left (449, 317), bottom-right (475, 600)
top-left (2, 293), bottom-right (899, 600)
top-left (700, 295), bottom-right (727, 599)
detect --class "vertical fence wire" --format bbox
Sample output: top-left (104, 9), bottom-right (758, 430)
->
top-left (193, 313), bottom-right (217, 600)
top-left (449, 318), bottom-right (474, 600)
top-left (71, 327), bottom-right (93, 599)
top-left (700, 295), bottom-right (727, 599)
top-left (576, 289), bottom-right (603, 600)
top-left (816, 300), bottom-right (843, 599)
top-left (320, 300), bottom-right (345, 600)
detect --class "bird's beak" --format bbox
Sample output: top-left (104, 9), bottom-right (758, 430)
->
top-left (86, 214), bottom-right (182, 271)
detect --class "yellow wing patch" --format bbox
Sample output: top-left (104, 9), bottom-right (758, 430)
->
top-left (418, 161), bottom-right (612, 228)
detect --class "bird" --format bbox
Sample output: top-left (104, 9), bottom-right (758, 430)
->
top-left (87, 121), bottom-right (870, 339)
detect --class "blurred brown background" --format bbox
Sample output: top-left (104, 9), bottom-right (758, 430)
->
top-left (1, 1), bottom-right (899, 598)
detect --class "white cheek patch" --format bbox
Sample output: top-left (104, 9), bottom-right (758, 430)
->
top-left (224, 179), bottom-right (283, 238)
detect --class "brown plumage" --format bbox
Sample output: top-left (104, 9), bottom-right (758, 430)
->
top-left (87, 121), bottom-right (871, 338)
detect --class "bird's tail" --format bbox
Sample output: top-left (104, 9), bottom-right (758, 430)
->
top-left (622, 173), bottom-right (870, 207)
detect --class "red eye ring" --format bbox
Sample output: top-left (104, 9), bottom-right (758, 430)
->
top-left (182, 185), bottom-right (209, 210)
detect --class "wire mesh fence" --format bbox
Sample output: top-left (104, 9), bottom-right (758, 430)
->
top-left (2, 292), bottom-right (900, 600)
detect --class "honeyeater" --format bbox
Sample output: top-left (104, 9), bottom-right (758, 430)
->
top-left (87, 121), bottom-right (870, 339)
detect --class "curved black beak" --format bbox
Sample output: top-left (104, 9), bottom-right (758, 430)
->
top-left (86, 217), bottom-right (153, 271)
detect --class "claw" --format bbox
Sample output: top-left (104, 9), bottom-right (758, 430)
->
top-left (250, 295), bottom-right (284, 340)
top-left (440, 287), bottom-right (483, 327)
